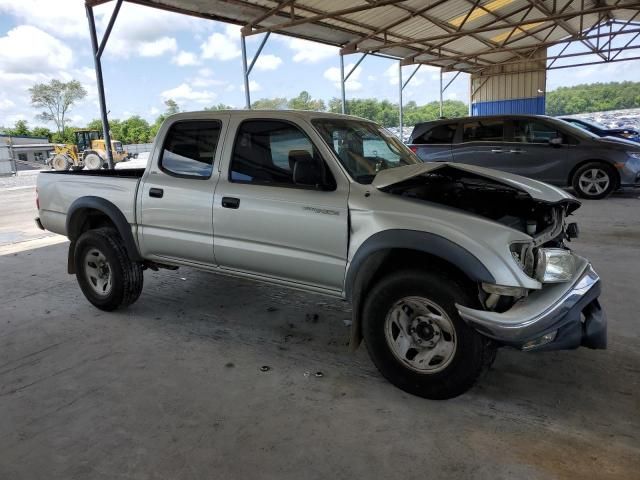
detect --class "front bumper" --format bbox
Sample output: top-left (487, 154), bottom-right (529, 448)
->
top-left (456, 255), bottom-right (606, 352)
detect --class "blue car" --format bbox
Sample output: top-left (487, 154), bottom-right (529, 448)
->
top-left (559, 117), bottom-right (640, 143)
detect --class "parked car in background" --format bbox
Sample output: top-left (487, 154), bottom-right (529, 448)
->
top-left (407, 114), bottom-right (640, 199)
top-left (558, 117), bottom-right (640, 143)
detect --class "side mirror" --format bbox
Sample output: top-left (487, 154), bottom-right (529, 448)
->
top-left (293, 157), bottom-right (325, 188)
top-left (549, 137), bottom-right (563, 147)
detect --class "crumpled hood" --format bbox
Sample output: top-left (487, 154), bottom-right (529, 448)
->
top-left (372, 162), bottom-right (578, 204)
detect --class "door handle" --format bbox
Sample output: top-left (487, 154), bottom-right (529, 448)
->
top-left (149, 188), bottom-right (164, 198)
top-left (222, 197), bottom-right (240, 209)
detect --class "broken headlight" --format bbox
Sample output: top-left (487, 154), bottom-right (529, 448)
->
top-left (534, 248), bottom-right (576, 283)
top-left (510, 242), bottom-right (535, 277)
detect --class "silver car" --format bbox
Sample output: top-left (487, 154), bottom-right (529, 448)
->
top-left (407, 114), bottom-right (640, 199)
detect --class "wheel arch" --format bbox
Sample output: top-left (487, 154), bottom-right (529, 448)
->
top-left (567, 159), bottom-right (620, 188)
top-left (66, 196), bottom-right (141, 273)
top-left (345, 230), bottom-right (495, 350)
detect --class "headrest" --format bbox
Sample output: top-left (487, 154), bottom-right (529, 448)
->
top-left (288, 149), bottom-right (314, 170)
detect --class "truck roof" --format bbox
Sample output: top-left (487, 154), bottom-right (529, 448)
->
top-left (166, 109), bottom-right (375, 123)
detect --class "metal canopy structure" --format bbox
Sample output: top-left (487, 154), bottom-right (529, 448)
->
top-left (85, 0), bottom-right (640, 165)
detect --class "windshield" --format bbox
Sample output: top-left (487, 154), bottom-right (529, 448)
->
top-left (312, 118), bottom-right (420, 184)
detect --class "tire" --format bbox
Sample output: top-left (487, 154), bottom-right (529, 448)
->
top-left (51, 154), bottom-right (71, 171)
top-left (84, 153), bottom-right (102, 170)
top-left (362, 270), bottom-right (495, 400)
top-left (572, 162), bottom-right (616, 199)
top-left (74, 227), bottom-right (143, 311)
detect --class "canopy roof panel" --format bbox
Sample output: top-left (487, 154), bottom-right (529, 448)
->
top-left (87, 0), bottom-right (640, 72)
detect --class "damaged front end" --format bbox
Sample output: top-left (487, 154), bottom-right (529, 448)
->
top-left (375, 163), bottom-right (606, 352)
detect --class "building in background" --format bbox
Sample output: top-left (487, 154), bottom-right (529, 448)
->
top-left (0, 134), bottom-right (54, 165)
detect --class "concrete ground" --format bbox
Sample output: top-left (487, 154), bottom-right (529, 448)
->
top-left (0, 175), bottom-right (638, 480)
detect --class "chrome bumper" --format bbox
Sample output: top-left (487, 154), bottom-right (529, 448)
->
top-left (457, 255), bottom-right (606, 351)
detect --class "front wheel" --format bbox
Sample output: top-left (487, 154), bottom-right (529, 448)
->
top-left (572, 162), bottom-right (616, 199)
top-left (74, 227), bottom-right (143, 311)
top-left (362, 270), bottom-right (495, 400)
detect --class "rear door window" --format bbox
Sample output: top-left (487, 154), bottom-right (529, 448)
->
top-left (462, 119), bottom-right (504, 142)
top-left (160, 121), bottom-right (221, 178)
top-left (412, 123), bottom-right (457, 144)
top-left (512, 120), bottom-right (560, 143)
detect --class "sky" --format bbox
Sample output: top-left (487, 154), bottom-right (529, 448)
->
top-left (0, 0), bottom-right (639, 129)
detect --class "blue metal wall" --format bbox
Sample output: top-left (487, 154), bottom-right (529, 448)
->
top-left (472, 96), bottom-right (545, 116)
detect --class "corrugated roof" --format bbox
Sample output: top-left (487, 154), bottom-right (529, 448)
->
top-left (87, 0), bottom-right (640, 72)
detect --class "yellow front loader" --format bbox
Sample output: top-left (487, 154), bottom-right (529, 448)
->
top-left (51, 130), bottom-right (129, 171)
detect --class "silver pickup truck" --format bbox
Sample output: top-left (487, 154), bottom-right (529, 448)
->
top-left (36, 110), bottom-right (606, 399)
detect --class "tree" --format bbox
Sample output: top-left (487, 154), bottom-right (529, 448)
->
top-left (2, 120), bottom-right (31, 136)
top-left (251, 97), bottom-right (288, 110)
top-left (288, 91), bottom-right (325, 111)
top-left (164, 99), bottom-right (179, 115)
top-left (31, 126), bottom-right (53, 140)
top-left (205, 103), bottom-right (234, 111)
top-left (29, 79), bottom-right (87, 136)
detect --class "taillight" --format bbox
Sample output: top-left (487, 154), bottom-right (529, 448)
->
top-left (408, 145), bottom-right (418, 153)
top-left (36, 187), bottom-right (40, 210)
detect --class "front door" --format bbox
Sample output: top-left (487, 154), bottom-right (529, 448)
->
top-left (506, 118), bottom-right (568, 183)
top-left (213, 118), bottom-right (349, 292)
top-left (139, 117), bottom-right (227, 265)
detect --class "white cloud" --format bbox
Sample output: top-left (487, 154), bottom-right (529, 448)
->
top-left (324, 64), bottom-right (362, 91)
top-left (172, 50), bottom-right (201, 67)
top-left (150, 107), bottom-right (160, 115)
top-left (137, 37), bottom-right (177, 57)
top-left (198, 68), bottom-right (214, 77)
top-left (201, 30), bottom-right (241, 61)
top-left (0, 98), bottom-right (15, 110)
top-left (160, 83), bottom-right (217, 103)
top-left (0, 0), bottom-right (87, 38)
top-left (254, 54), bottom-right (283, 71)
top-left (241, 80), bottom-right (262, 92)
top-left (288, 38), bottom-right (337, 63)
top-left (0, 25), bottom-right (73, 73)
top-left (98, 3), bottom-right (200, 58)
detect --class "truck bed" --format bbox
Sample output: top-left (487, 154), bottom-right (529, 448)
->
top-left (37, 169), bottom-right (143, 239)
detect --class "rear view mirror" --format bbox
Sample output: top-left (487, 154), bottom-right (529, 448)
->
top-left (549, 137), bottom-right (563, 147)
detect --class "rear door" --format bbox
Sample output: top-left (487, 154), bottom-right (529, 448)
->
top-left (212, 117), bottom-right (349, 292)
top-left (138, 115), bottom-right (228, 265)
top-left (451, 118), bottom-right (508, 168)
top-left (408, 122), bottom-right (457, 162)
top-left (506, 118), bottom-right (568, 182)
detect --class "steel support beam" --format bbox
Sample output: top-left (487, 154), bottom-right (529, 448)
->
top-left (241, 35), bottom-right (250, 108)
top-left (241, 31), bottom-right (272, 108)
top-left (398, 61), bottom-right (403, 138)
top-left (340, 55), bottom-right (346, 114)
top-left (86, 2), bottom-right (118, 169)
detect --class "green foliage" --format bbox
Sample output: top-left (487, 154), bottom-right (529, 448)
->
top-left (29, 79), bottom-right (87, 135)
top-left (164, 99), bottom-right (179, 115)
top-left (288, 91), bottom-right (325, 111)
top-left (251, 97), bottom-right (288, 110)
top-left (2, 120), bottom-right (31, 136)
top-left (31, 126), bottom-right (53, 140)
top-left (204, 103), bottom-right (234, 111)
top-left (328, 98), bottom-right (468, 127)
top-left (51, 127), bottom-right (78, 144)
top-left (546, 81), bottom-right (640, 115)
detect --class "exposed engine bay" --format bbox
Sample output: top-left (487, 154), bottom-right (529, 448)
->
top-left (381, 165), bottom-right (579, 243)
top-left (380, 165), bottom-right (581, 311)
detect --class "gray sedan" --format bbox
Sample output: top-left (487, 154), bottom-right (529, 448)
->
top-left (407, 114), bottom-right (640, 199)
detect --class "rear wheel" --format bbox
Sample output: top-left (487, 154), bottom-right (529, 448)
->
top-left (362, 270), bottom-right (495, 399)
top-left (84, 153), bottom-right (103, 170)
top-left (572, 162), bottom-right (616, 199)
top-left (74, 227), bottom-right (143, 311)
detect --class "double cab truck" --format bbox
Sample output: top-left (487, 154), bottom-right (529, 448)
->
top-left (36, 110), bottom-right (607, 399)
